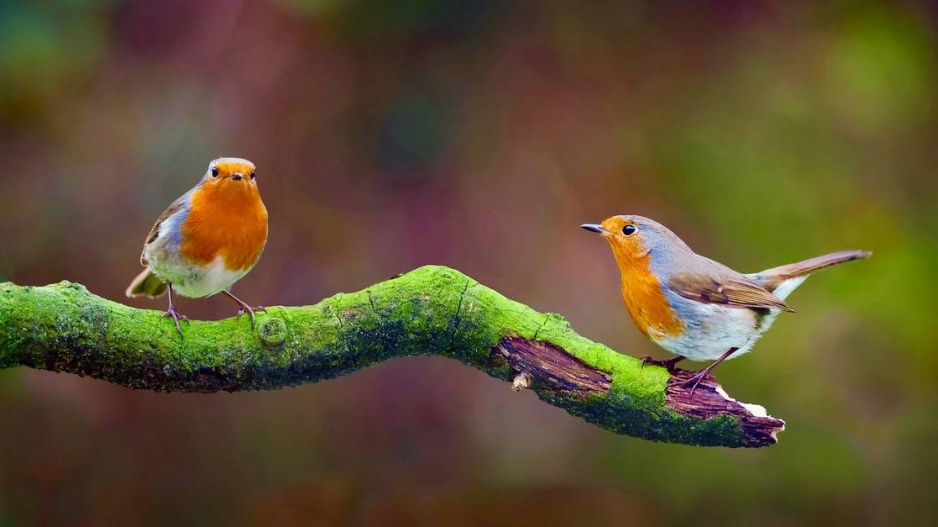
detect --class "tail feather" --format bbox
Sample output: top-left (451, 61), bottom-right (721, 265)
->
top-left (126, 267), bottom-right (167, 298)
top-left (749, 250), bottom-right (871, 292)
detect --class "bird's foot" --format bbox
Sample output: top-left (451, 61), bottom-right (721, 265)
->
top-left (640, 355), bottom-right (684, 373)
top-left (682, 371), bottom-right (712, 396)
top-left (162, 308), bottom-right (189, 336)
top-left (235, 303), bottom-right (267, 327)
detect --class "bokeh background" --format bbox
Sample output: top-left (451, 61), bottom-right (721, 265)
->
top-left (1, 0), bottom-right (937, 525)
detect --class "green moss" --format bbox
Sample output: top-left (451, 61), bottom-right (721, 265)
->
top-left (0, 265), bottom-right (772, 447)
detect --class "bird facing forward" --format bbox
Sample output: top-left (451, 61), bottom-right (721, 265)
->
top-left (126, 157), bottom-right (269, 334)
top-left (582, 215), bottom-right (869, 393)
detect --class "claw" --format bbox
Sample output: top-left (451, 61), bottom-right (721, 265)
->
top-left (683, 372), bottom-right (709, 395)
top-left (223, 291), bottom-right (265, 328)
top-left (162, 308), bottom-right (189, 336)
top-left (639, 355), bottom-right (684, 373)
top-left (679, 347), bottom-right (738, 397)
top-left (236, 304), bottom-right (266, 327)
top-left (640, 355), bottom-right (651, 369)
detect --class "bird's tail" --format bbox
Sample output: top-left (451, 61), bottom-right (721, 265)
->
top-left (749, 250), bottom-right (871, 292)
top-left (126, 267), bottom-right (167, 298)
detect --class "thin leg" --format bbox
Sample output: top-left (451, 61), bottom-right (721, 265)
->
top-left (683, 347), bottom-right (739, 395)
top-left (222, 290), bottom-right (266, 327)
top-left (162, 283), bottom-right (189, 335)
top-left (640, 355), bottom-right (685, 373)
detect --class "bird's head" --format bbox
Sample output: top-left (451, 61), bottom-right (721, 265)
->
top-left (202, 157), bottom-right (258, 193)
top-left (581, 215), bottom-right (689, 268)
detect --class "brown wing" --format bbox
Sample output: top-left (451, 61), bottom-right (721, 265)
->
top-left (668, 272), bottom-right (794, 312)
top-left (140, 199), bottom-right (186, 265)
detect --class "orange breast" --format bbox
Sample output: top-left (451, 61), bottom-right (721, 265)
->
top-left (618, 253), bottom-right (684, 340)
top-left (180, 181), bottom-right (268, 271)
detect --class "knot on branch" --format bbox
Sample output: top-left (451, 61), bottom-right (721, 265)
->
top-left (257, 318), bottom-right (287, 349)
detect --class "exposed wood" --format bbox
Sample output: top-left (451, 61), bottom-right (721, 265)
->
top-left (666, 370), bottom-right (786, 447)
top-left (497, 337), bottom-right (611, 395)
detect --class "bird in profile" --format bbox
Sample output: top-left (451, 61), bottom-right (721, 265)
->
top-left (582, 215), bottom-right (870, 393)
top-left (127, 157), bottom-right (269, 334)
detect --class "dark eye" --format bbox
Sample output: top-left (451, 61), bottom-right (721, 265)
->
top-left (250, 171), bottom-right (256, 180)
top-left (211, 167), bottom-right (219, 177)
top-left (623, 225), bottom-right (636, 236)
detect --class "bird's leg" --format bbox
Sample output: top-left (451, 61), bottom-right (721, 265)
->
top-left (640, 355), bottom-right (685, 373)
top-left (222, 290), bottom-right (266, 327)
top-left (683, 347), bottom-right (739, 395)
top-left (162, 283), bottom-right (189, 335)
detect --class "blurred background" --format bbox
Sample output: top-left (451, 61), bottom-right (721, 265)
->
top-left (1, 0), bottom-right (936, 525)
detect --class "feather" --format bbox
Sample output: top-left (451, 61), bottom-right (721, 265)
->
top-left (140, 198), bottom-right (188, 265)
top-left (750, 250), bottom-right (871, 291)
top-left (125, 267), bottom-right (167, 298)
top-left (668, 272), bottom-right (794, 312)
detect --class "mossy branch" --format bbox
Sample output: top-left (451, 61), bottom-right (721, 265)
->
top-left (0, 266), bottom-right (784, 447)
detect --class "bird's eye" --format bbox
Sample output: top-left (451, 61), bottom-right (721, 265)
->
top-left (250, 171), bottom-right (256, 180)
top-left (211, 167), bottom-right (219, 177)
top-left (623, 225), bottom-right (636, 236)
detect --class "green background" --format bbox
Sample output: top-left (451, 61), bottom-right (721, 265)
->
top-left (1, 1), bottom-right (936, 525)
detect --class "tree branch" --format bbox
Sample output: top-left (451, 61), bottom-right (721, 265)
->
top-left (0, 266), bottom-right (784, 447)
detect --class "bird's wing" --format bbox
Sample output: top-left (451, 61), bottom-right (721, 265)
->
top-left (668, 272), bottom-right (794, 312)
top-left (140, 197), bottom-right (188, 266)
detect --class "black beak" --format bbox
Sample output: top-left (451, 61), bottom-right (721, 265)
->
top-left (232, 173), bottom-right (243, 180)
top-left (581, 224), bottom-right (607, 234)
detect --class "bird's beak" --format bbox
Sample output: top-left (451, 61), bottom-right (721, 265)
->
top-left (232, 173), bottom-right (244, 181)
top-left (581, 224), bottom-right (609, 236)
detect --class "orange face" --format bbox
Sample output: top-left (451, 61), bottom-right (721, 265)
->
top-left (204, 158), bottom-right (258, 187)
top-left (597, 215), bottom-right (649, 267)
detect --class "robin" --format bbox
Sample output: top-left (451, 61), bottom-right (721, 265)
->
top-left (581, 215), bottom-right (870, 393)
top-left (126, 157), bottom-right (269, 334)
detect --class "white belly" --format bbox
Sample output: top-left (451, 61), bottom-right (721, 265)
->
top-left (147, 251), bottom-right (249, 298)
top-left (652, 290), bottom-right (784, 362)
